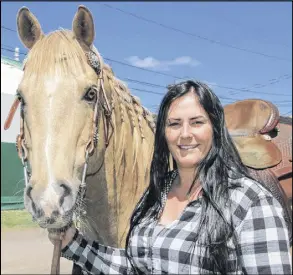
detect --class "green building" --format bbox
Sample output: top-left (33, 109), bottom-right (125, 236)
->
top-left (1, 56), bottom-right (25, 210)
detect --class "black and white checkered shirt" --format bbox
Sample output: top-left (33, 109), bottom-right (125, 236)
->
top-left (61, 172), bottom-right (292, 274)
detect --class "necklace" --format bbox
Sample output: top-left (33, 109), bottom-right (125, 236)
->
top-left (160, 170), bottom-right (178, 210)
top-left (160, 170), bottom-right (202, 207)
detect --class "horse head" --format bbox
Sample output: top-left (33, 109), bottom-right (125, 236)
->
top-left (14, 6), bottom-right (110, 229)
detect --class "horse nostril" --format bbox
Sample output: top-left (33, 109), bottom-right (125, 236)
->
top-left (52, 210), bottom-right (60, 218)
top-left (25, 185), bottom-right (43, 219)
top-left (45, 217), bottom-right (56, 225)
top-left (59, 183), bottom-right (71, 206)
top-left (26, 186), bottom-right (33, 199)
top-left (35, 208), bottom-right (44, 219)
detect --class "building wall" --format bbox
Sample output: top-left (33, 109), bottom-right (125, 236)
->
top-left (1, 57), bottom-right (24, 210)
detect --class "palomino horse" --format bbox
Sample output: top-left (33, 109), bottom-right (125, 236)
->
top-left (5, 5), bottom-right (156, 273)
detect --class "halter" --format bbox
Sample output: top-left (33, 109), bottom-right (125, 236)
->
top-left (4, 48), bottom-right (114, 221)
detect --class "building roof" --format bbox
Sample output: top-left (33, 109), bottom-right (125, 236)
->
top-left (1, 55), bottom-right (24, 96)
top-left (1, 55), bottom-right (23, 70)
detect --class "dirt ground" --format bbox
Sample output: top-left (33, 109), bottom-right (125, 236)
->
top-left (1, 227), bottom-right (73, 274)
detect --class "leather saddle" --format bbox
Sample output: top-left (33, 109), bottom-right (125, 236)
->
top-left (224, 99), bottom-right (282, 169)
top-left (269, 120), bottom-right (292, 179)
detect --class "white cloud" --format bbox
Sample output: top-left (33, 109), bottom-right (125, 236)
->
top-left (126, 55), bottom-right (200, 71)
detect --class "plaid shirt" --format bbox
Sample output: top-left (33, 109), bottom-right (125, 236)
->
top-left (61, 172), bottom-right (292, 274)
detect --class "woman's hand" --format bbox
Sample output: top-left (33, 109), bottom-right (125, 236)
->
top-left (48, 224), bottom-right (77, 250)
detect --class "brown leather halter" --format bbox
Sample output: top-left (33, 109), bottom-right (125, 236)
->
top-left (4, 49), bottom-right (114, 275)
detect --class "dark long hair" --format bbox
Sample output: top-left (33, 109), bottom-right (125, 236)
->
top-left (126, 80), bottom-right (253, 274)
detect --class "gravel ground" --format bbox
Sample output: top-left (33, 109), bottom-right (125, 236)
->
top-left (1, 227), bottom-right (73, 274)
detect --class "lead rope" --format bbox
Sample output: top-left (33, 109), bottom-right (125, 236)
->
top-left (50, 236), bottom-right (63, 275)
top-left (49, 221), bottom-right (73, 275)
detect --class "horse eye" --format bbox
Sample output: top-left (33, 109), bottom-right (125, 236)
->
top-left (83, 87), bottom-right (97, 102)
top-left (16, 91), bottom-right (26, 106)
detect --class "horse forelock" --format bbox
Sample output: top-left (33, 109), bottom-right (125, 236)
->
top-left (23, 29), bottom-right (92, 80)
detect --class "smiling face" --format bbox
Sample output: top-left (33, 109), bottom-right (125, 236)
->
top-left (165, 91), bottom-right (213, 169)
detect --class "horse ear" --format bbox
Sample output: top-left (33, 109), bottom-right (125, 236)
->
top-left (17, 7), bottom-right (44, 49)
top-left (72, 5), bottom-right (95, 48)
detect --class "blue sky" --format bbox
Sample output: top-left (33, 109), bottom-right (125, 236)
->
top-left (1, 1), bottom-right (292, 115)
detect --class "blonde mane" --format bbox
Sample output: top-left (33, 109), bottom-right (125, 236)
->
top-left (95, 49), bottom-right (156, 180)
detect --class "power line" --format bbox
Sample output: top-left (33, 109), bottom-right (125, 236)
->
top-left (102, 57), bottom-right (292, 97)
top-left (124, 78), bottom-right (166, 89)
top-left (103, 56), bottom-right (185, 79)
top-left (1, 44), bottom-right (292, 99)
top-left (124, 76), bottom-right (292, 97)
top-left (130, 87), bottom-right (248, 103)
top-left (209, 14), bottom-right (291, 49)
top-left (1, 52), bottom-right (290, 109)
top-left (129, 86), bottom-right (291, 106)
top-left (1, 43), bottom-right (17, 50)
top-left (281, 110), bottom-right (292, 116)
top-left (2, 45), bottom-right (182, 79)
top-left (130, 87), bottom-right (165, 96)
top-left (131, 87), bottom-right (241, 103)
top-left (0, 48), bottom-right (277, 103)
top-left (1, 26), bottom-right (17, 32)
top-left (2, 30), bottom-right (292, 97)
top-left (100, 3), bottom-right (292, 63)
top-left (1, 47), bottom-right (26, 55)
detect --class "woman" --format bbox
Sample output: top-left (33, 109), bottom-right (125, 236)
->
top-left (49, 80), bottom-right (292, 274)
